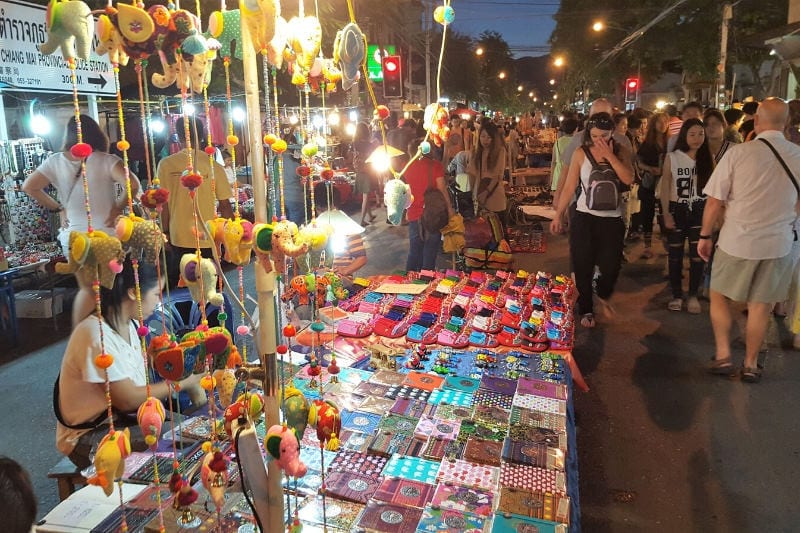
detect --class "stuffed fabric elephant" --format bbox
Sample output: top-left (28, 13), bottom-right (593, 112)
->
top-left (40, 0), bottom-right (93, 61)
top-left (265, 16), bottom-right (289, 68)
top-left (384, 178), bottom-right (413, 226)
top-left (200, 451), bottom-right (229, 509)
top-left (265, 424), bottom-right (307, 478)
top-left (95, 14), bottom-right (129, 66)
top-left (270, 220), bottom-right (309, 274)
top-left (287, 16), bottom-right (322, 85)
top-left (206, 9), bottom-right (242, 60)
top-left (56, 230), bottom-right (125, 289)
top-left (116, 215), bottom-right (163, 264)
top-left (239, 0), bottom-right (279, 53)
top-left (223, 218), bottom-right (254, 266)
top-left (137, 397), bottom-right (165, 450)
top-left (87, 428), bottom-right (131, 496)
top-left (179, 254), bottom-right (224, 307)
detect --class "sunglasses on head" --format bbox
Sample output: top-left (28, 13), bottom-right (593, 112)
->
top-left (588, 117), bottom-right (614, 131)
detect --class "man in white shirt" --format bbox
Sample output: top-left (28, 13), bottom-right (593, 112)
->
top-left (699, 98), bottom-right (800, 382)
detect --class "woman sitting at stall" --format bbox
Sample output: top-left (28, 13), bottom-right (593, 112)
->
top-left (55, 259), bottom-right (205, 470)
top-left (550, 112), bottom-right (634, 328)
top-left (23, 115), bottom-right (141, 327)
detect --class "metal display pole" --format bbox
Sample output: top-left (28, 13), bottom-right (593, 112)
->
top-left (239, 10), bottom-right (283, 531)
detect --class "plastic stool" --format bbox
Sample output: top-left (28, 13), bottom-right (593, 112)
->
top-left (0, 273), bottom-right (18, 347)
top-left (146, 287), bottom-right (234, 339)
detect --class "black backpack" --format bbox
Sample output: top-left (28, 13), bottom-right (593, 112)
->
top-left (421, 161), bottom-right (449, 233)
top-left (580, 146), bottom-right (620, 211)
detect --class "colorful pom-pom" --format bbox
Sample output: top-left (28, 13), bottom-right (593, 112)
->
top-left (227, 135), bottom-right (239, 146)
top-left (109, 259), bottom-right (123, 274)
top-left (70, 142), bottom-right (93, 158)
top-left (204, 145), bottom-right (216, 155)
top-left (236, 325), bottom-right (250, 335)
top-left (434, 5), bottom-right (455, 25)
top-left (310, 321), bottom-right (325, 333)
top-left (376, 105), bottom-right (390, 120)
top-left (200, 375), bottom-right (216, 391)
top-left (116, 140), bottom-right (130, 152)
top-left (201, 441), bottom-right (213, 453)
top-left (320, 168), bottom-right (334, 181)
top-left (95, 352), bottom-right (114, 369)
top-left (276, 344), bottom-right (288, 355)
top-left (140, 188), bottom-right (169, 209)
top-left (263, 133), bottom-right (278, 145)
top-left (180, 172), bottom-right (204, 190)
top-left (301, 143), bottom-right (318, 157)
top-left (137, 325), bottom-right (149, 337)
top-left (217, 312), bottom-right (227, 322)
top-left (296, 165), bottom-right (312, 177)
top-left (283, 324), bottom-right (296, 337)
top-left (271, 139), bottom-right (287, 153)
top-left (419, 141), bottom-right (431, 155)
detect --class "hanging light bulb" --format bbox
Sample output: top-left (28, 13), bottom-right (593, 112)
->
top-left (184, 103), bottom-right (196, 116)
top-left (231, 107), bottom-right (246, 123)
top-left (328, 109), bottom-right (340, 126)
top-left (289, 114), bottom-right (299, 125)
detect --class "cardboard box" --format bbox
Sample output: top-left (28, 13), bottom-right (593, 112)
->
top-left (15, 290), bottom-right (64, 318)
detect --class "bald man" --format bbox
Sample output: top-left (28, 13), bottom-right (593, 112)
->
top-left (553, 99), bottom-right (632, 208)
top-left (699, 98), bottom-right (800, 383)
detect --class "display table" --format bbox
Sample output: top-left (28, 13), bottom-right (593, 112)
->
top-left (40, 270), bottom-right (582, 532)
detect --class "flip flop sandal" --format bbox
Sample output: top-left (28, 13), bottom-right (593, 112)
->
top-left (521, 338), bottom-right (550, 352)
top-left (497, 328), bottom-right (522, 347)
top-left (471, 316), bottom-right (502, 334)
top-left (437, 329), bottom-right (470, 349)
top-left (741, 366), bottom-right (762, 383)
top-left (708, 357), bottom-right (736, 376)
top-left (468, 330), bottom-right (499, 348)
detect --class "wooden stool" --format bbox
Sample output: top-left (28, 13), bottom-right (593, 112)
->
top-left (47, 457), bottom-right (86, 501)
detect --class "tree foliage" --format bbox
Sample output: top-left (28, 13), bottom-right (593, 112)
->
top-left (549, 0), bottom-right (787, 106)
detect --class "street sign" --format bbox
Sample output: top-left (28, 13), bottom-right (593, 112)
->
top-left (367, 44), bottom-right (396, 82)
top-left (0, 0), bottom-right (114, 95)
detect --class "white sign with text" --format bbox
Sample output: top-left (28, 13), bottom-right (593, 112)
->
top-left (0, 0), bottom-right (114, 95)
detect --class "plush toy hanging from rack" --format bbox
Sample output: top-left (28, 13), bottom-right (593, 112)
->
top-left (41, 4), bottom-right (132, 520)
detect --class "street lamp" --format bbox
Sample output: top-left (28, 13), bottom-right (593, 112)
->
top-left (517, 85), bottom-right (523, 92)
top-left (549, 79), bottom-right (556, 86)
top-left (475, 47), bottom-right (484, 56)
top-left (528, 91), bottom-right (534, 98)
top-left (592, 21), bottom-right (605, 32)
top-left (498, 71), bottom-right (507, 79)
top-left (553, 56), bottom-right (565, 68)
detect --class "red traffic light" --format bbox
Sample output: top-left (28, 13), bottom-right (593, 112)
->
top-left (382, 55), bottom-right (403, 98)
top-left (384, 58), bottom-right (398, 72)
top-left (625, 78), bottom-right (639, 102)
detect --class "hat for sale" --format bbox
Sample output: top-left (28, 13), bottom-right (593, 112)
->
top-left (334, 22), bottom-right (366, 91)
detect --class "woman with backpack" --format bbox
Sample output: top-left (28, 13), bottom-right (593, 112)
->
top-left (660, 118), bottom-right (714, 313)
top-left (403, 138), bottom-right (454, 271)
top-left (550, 112), bottom-right (634, 328)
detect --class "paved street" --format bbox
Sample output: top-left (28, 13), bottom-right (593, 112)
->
top-left (2, 211), bottom-right (800, 531)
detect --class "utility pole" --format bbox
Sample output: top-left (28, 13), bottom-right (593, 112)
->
top-left (424, 0), bottom-right (431, 104)
top-left (717, 3), bottom-right (733, 108)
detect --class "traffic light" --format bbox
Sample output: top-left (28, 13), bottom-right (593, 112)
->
top-left (382, 55), bottom-right (402, 98)
top-left (625, 78), bottom-right (639, 102)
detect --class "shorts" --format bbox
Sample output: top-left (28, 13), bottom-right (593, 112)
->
top-left (710, 247), bottom-right (794, 303)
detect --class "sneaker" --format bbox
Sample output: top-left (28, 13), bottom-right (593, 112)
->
top-left (686, 296), bottom-right (701, 314)
top-left (667, 298), bottom-right (683, 312)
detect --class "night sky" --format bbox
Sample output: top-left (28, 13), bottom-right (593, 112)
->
top-left (450, 0), bottom-right (559, 57)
